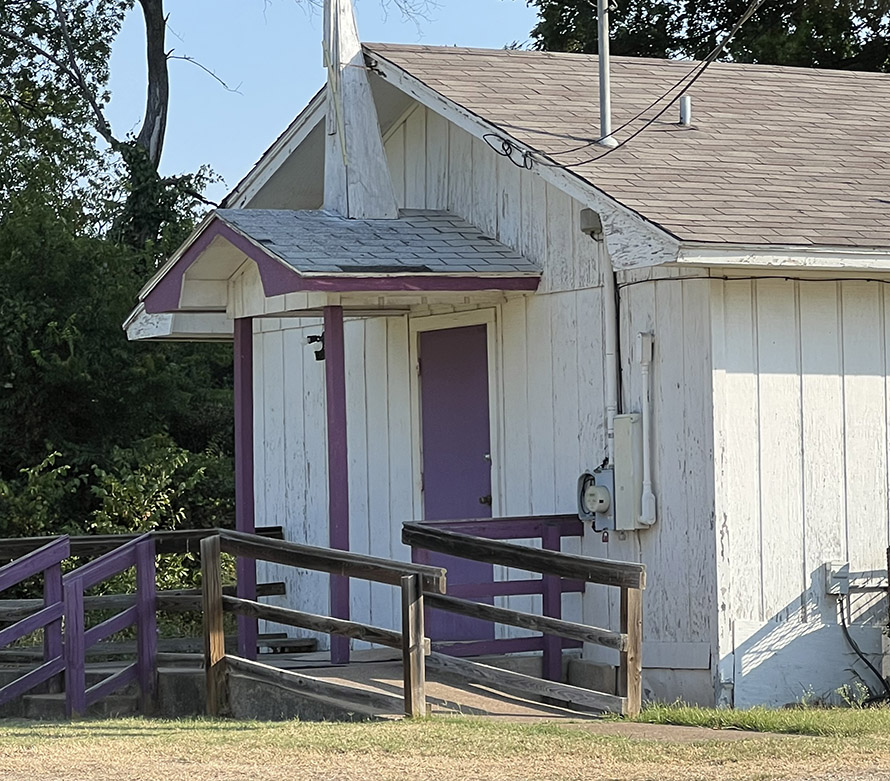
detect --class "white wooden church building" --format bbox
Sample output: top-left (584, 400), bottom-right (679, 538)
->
top-left (126, 3), bottom-right (890, 707)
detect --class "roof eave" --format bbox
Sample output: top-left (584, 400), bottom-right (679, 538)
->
top-left (678, 241), bottom-right (890, 273)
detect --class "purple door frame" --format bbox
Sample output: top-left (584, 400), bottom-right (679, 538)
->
top-left (234, 317), bottom-right (257, 660)
top-left (324, 306), bottom-right (350, 665)
top-left (417, 324), bottom-right (495, 642)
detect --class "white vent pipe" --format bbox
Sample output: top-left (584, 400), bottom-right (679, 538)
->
top-left (597, 0), bottom-right (618, 148)
top-left (680, 95), bottom-right (692, 126)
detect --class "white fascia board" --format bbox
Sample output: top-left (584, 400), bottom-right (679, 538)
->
top-left (366, 50), bottom-right (680, 269)
top-left (124, 303), bottom-right (233, 342)
top-left (223, 88), bottom-right (327, 209)
top-left (678, 242), bottom-right (890, 273)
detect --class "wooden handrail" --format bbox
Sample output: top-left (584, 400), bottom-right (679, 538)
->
top-left (0, 582), bottom-right (286, 623)
top-left (218, 529), bottom-right (447, 594)
top-left (0, 536), bottom-right (68, 706)
top-left (203, 530), bottom-right (442, 719)
top-left (424, 593), bottom-right (627, 651)
top-left (402, 523), bottom-right (645, 589)
top-left (0, 536), bottom-right (70, 592)
top-left (0, 526), bottom-right (285, 561)
top-left (405, 518), bottom-right (645, 718)
top-left (222, 596), bottom-right (405, 650)
top-left (63, 534), bottom-right (157, 716)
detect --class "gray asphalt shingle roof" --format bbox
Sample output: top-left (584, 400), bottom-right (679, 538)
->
top-left (366, 43), bottom-right (890, 249)
top-left (215, 208), bottom-right (538, 275)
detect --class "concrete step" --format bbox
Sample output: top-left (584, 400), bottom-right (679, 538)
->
top-left (23, 692), bottom-right (139, 720)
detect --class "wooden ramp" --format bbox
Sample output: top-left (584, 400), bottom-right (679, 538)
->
top-left (248, 649), bottom-right (599, 722)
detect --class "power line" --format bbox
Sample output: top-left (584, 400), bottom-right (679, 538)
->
top-left (483, 0), bottom-right (769, 170)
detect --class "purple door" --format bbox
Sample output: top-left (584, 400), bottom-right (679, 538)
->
top-left (418, 324), bottom-right (494, 642)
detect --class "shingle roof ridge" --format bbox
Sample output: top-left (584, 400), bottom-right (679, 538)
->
top-left (365, 41), bottom-right (890, 81)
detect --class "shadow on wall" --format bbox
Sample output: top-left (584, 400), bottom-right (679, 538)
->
top-left (725, 567), bottom-right (887, 708)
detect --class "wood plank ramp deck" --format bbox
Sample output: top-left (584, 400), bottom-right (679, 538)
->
top-left (251, 649), bottom-right (599, 721)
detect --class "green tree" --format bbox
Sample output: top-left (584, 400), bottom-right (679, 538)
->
top-left (526, 0), bottom-right (890, 71)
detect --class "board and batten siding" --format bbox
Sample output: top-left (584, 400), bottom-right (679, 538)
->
top-left (245, 103), bottom-right (719, 698)
top-left (712, 278), bottom-right (889, 708)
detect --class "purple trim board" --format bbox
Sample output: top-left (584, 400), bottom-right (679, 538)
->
top-left (234, 318), bottom-right (258, 660)
top-left (142, 217), bottom-right (539, 314)
top-left (324, 306), bottom-right (350, 665)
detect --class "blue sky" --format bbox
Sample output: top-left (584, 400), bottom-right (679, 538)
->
top-left (107, 0), bottom-right (540, 201)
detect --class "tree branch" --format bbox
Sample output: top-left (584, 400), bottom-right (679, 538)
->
top-left (51, 0), bottom-right (117, 147)
top-left (167, 54), bottom-right (243, 94)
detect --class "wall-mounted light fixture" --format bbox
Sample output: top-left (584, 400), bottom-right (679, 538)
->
top-left (307, 333), bottom-right (325, 361)
top-left (579, 208), bottom-right (604, 242)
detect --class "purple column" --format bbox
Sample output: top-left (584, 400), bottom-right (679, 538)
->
top-left (324, 306), bottom-right (350, 665)
top-left (541, 527), bottom-right (562, 682)
top-left (234, 317), bottom-right (257, 660)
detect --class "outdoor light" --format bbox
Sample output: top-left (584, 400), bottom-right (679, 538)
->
top-left (307, 333), bottom-right (325, 361)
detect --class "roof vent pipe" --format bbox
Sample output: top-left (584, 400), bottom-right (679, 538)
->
top-left (679, 95), bottom-right (692, 126)
top-left (596, 0), bottom-right (618, 148)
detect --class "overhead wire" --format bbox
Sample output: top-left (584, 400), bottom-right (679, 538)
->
top-left (483, 0), bottom-right (770, 169)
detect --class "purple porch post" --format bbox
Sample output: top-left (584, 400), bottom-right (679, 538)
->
top-left (324, 306), bottom-right (350, 665)
top-left (541, 526), bottom-right (562, 681)
top-left (234, 317), bottom-right (257, 660)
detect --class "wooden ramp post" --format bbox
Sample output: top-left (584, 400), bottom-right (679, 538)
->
top-left (618, 586), bottom-right (643, 717)
top-left (202, 534), bottom-right (228, 716)
top-left (401, 573), bottom-right (426, 717)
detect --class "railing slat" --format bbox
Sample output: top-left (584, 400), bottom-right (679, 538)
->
top-left (222, 596), bottom-right (405, 650)
top-left (426, 651), bottom-right (628, 714)
top-left (0, 537), bottom-right (69, 593)
top-left (0, 602), bottom-right (64, 648)
top-left (424, 593), bottom-right (627, 651)
top-left (226, 655), bottom-right (404, 713)
top-left (447, 578), bottom-right (585, 599)
top-left (219, 529), bottom-right (447, 594)
top-left (402, 523), bottom-right (645, 590)
top-left (0, 656), bottom-right (65, 706)
top-left (67, 544), bottom-right (138, 591)
top-left (84, 663), bottom-right (138, 708)
top-left (0, 582), bottom-right (287, 622)
top-left (83, 605), bottom-right (138, 649)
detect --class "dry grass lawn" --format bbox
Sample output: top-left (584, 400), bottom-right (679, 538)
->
top-left (1, 716), bottom-right (890, 780)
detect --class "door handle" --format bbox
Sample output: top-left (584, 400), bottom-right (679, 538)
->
top-left (479, 495), bottom-right (492, 506)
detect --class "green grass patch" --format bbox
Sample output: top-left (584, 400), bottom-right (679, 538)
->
top-left (634, 702), bottom-right (890, 737)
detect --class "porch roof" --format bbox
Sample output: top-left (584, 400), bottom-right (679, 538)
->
top-left (136, 207), bottom-right (540, 320)
top-left (215, 208), bottom-right (536, 275)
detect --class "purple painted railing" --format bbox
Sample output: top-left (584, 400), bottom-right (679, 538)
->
top-left (0, 536), bottom-right (69, 705)
top-left (411, 514), bottom-right (584, 681)
top-left (63, 534), bottom-right (157, 717)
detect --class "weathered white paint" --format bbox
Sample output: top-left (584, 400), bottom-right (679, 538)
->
top-left (679, 243), bottom-right (890, 271)
top-left (241, 93), bottom-right (890, 709)
top-left (246, 104), bottom-right (719, 686)
top-left (382, 104), bottom-right (610, 295)
top-left (123, 304), bottom-right (233, 342)
top-left (712, 278), bottom-right (890, 707)
top-left (367, 59), bottom-right (680, 269)
top-left (323, 0), bottom-right (398, 218)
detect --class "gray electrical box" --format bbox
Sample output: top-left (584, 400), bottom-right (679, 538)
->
top-left (614, 413), bottom-right (643, 531)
